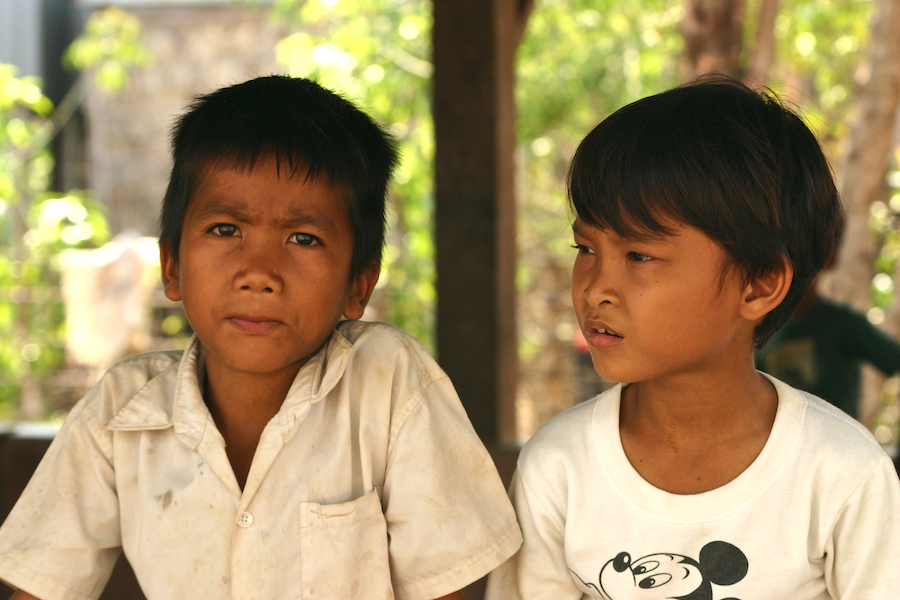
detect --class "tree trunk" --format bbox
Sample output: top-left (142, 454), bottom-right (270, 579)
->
top-left (825, 0), bottom-right (900, 429)
top-left (746, 0), bottom-right (778, 85)
top-left (681, 0), bottom-right (744, 81)
top-left (432, 0), bottom-right (533, 446)
top-left (827, 0), bottom-right (900, 313)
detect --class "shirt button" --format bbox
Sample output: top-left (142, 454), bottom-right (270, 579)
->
top-left (237, 512), bottom-right (253, 527)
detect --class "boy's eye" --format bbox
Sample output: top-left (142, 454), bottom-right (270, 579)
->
top-left (209, 224), bottom-right (239, 237)
top-left (571, 244), bottom-right (594, 255)
top-left (627, 251), bottom-right (652, 262)
top-left (289, 232), bottom-right (321, 246)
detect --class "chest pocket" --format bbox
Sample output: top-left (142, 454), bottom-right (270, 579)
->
top-left (299, 489), bottom-right (394, 599)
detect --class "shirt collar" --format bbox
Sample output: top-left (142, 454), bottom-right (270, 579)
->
top-left (106, 330), bottom-right (352, 446)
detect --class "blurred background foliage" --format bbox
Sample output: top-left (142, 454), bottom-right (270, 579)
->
top-left (1, 0), bottom-right (898, 443)
top-left (64, 6), bottom-right (153, 93)
top-left (0, 66), bottom-right (110, 418)
top-left (0, 6), bottom-right (146, 418)
top-left (273, 0), bottom-right (437, 345)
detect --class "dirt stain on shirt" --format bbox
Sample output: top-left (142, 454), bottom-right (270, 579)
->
top-left (157, 489), bottom-right (173, 510)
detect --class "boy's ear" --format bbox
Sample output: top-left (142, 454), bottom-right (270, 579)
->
top-left (159, 242), bottom-right (182, 302)
top-left (739, 259), bottom-right (793, 322)
top-left (342, 262), bottom-right (380, 321)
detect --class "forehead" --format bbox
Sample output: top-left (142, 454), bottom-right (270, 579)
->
top-left (187, 159), bottom-right (349, 225)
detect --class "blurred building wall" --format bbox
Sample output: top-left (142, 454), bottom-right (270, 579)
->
top-left (78, 0), bottom-right (290, 236)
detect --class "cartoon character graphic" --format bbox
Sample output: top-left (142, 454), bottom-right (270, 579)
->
top-left (572, 541), bottom-right (748, 600)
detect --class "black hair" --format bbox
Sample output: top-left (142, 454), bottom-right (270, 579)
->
top-left (158, 75), bottom-right (399, 278)
top-left (567, 76), bottom-right (843, 347)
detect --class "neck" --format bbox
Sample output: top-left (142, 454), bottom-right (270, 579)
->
top-left (203, 360), bottom-right (300, 423)
top-left (201, 359), bottom-right (304, 490)
top-left (618, 357), bottom-right (779, 494)
top-left (620, 342), bottom-right (778, 445)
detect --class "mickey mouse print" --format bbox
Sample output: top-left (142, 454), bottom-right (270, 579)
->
top-left (571, 541), bottom-right (748, 600)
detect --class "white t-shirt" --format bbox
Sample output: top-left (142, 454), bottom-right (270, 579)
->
top-left (0, 321), bottom-right (522, 600)
top-left (486, 376), bottom-right (900, 600)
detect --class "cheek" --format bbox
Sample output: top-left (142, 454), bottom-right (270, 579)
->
top-left (571, 255), bottom-right (593, 287)
top-left (571, 285), bottom-right (584, 315)
top-left (656, 276), bottom-right (725, 320)
top-left (570, 270), bottom-right (596, 314)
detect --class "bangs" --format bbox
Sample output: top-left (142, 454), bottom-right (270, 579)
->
top-left (567, 83), bottom-right (784, 255)
top-left (567, 108), bottom-right (700, 241)
top-left (170, 77), bottom-right (389, 195)
top-left (176, 121), bottom-right (344, 189)
top-left (205, 148), bottom-right (322, 183)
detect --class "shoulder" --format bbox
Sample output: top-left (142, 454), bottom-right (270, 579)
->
top-left (331, 321), bottom-right (457, 432)
top-left (819, 299), bottom-right (860, 316)
top-left (337, 319), bottom-right (429, 353)
top-left (517, 388), bottom-right (615, 481)
top-left (71, 348), bottom-right (183, 425)
top-left (336, 320), bottom-right (446, 384)
top-left (102, 348), bottom-right (183, 385)
top-left (776, 379), bottom-right (889, 483)
top-left (801, 391), bottom-right (883, 456)
top-left (522, 395), bottom-right (599, 454)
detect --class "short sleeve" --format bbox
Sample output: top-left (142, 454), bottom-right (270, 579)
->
top-left (826, 455), bottom-right (900, 597)
top-left (485, 469), bottom-right (585, 600)
top-left (0, 398), bottom-right (121, 600)
top-left (382, 375), bottom-right (522, 600)
top-left (849, 310), bottom-right (900, 377)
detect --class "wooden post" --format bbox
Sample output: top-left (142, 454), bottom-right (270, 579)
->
top-left (432, 0), bottom-right (532, 447)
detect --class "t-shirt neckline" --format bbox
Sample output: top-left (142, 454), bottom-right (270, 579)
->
top-left (593, 374), bottom-right (805, 522)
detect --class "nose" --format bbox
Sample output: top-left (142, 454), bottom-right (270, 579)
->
top-left (578, 258), bottom-right (618, 307)
top-left (233, 244), bottom-right (284, 294)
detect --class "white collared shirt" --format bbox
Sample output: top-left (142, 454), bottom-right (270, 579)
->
top-left (0, 321), bottom-right (522, 600)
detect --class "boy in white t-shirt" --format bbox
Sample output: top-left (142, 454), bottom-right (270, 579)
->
top-left (486, 77), bottom-right (900, 599)
top-left (0, 76), bottom-right (521, 600)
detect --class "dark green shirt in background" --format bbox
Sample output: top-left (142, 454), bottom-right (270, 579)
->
top-left (757, 300), bottom-right (900, 420)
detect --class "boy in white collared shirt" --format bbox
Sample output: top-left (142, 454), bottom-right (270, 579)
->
top-left (0, 75), bottom-right (522, 600)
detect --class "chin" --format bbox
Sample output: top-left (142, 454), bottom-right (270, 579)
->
top-left (590, 357), bottom-right (656, 386)
top-left (590, 363), bottom-right (633, 385)
top-left (214, 353), bottom-right (299, 377)
top-left (240, 358), bottom-right (305, 375)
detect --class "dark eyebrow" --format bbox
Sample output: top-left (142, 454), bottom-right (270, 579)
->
top-left (571, 220), bottom-right (590, 238)
top-left (274, 209), bottom-right (341, 234)
top-left (571, 219), bottom-right (676, 244)
top-left (191, 200), bottom-right (340, 234)
top-left (191, 201), bottom-right (253, 224)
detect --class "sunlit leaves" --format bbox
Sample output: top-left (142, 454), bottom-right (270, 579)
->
top-left (271, 0), bottom-right (435, 346)
top-left (0, 191), bottom-right (110, 416)
top-left (0, 67), bottom-right (53, 117)
top-left (1, 59), bottom-right (113, 415)
top-left (25, 192), bottom-right (111, 256)
top-left (515, 0), bottom-right (684, 364)
top-left (0, 65), bottom-right (55, 226)
top-left (770, 0), bottom-right (872, 140)
top-left (517, 0), bottom-right (682, 142)
top-left (64, 6), bottom-right (153, 92)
